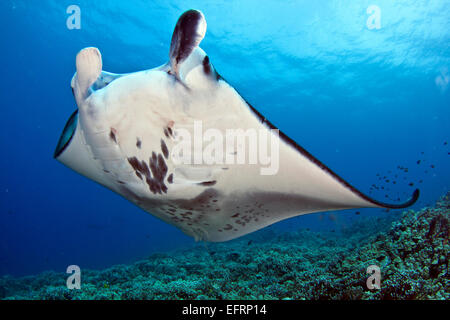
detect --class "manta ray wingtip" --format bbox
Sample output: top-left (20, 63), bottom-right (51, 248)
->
top-left (402, 188), bottom-right (420, 208)
top-left (411, 188), bottom-right (420, 205)
top-left (378, 188), bottom-right (420, 209)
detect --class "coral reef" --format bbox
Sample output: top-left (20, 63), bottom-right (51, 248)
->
top-left (1, 193), bottom-right (448, 300)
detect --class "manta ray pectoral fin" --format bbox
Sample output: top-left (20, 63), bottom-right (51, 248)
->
top-left (242, 98), bottom-right (420, 211)
top-left (169, 9), bottom-right (207, 81)
top-left (74, 47), bottom-right (102, 100)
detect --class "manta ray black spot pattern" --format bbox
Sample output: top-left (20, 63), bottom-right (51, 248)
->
top-left (148, 152), bottom-right (168, 194)
top-left (164, 126), bottom-right (174, 139)
top-left (109, 128), bottom-right (117, 143)
top-left (161, 139), bottom-right (169, 159)
top-left (136, 138), bottom-right (142, 149)
top-left (198, 180), bottom-right (217, 186)
top-left (128, 153), bottom-right (169, 194)
top-left (167, 173), bottom-right (173, 184)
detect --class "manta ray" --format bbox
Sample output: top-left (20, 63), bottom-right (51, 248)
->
top-left (54, 9), bottom-right (419, 242)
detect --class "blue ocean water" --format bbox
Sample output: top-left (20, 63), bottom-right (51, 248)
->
top-left (0, 0), bottom-right (448, 278)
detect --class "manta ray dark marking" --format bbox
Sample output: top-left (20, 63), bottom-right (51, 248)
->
top-left (160, 139), bottom-right (169, 159)
top-left (54, 9), bottom-right (419, 242)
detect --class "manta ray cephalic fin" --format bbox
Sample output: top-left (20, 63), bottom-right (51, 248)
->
top-left (75, 47), bottom-right (103, 100)
top-left (169, 9), bottom-right (207, 81)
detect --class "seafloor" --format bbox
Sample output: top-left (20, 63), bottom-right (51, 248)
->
top-left (1, 193), bottom-right (449, 300)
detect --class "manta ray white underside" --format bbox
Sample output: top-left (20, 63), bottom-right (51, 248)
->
top-left (54, 10), bottom-right (419, 242)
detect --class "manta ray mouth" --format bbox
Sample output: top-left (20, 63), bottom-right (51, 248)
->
top-left (54, 109), bottom-right (78, 158)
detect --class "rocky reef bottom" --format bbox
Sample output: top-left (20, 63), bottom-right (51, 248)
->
top-left (1, 193), bottom-right (449, 300)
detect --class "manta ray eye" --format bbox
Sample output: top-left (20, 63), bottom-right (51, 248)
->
top-left (54, 110), bottom-right (78, 158)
